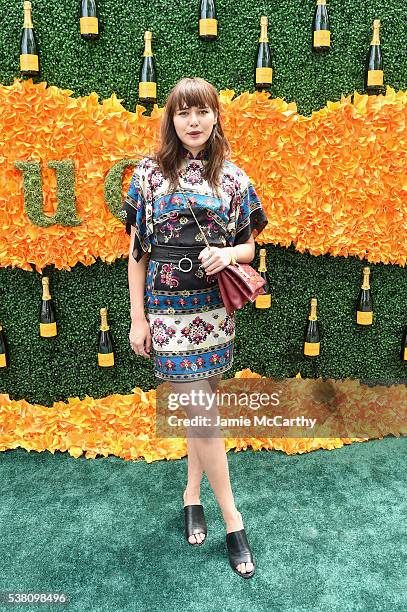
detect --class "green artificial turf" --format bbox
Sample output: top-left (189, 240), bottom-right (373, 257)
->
top-left (0, 436), bottom-right (405, 611)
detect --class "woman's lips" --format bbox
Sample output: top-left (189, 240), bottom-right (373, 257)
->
top-left (188, 132), bottom-right (202, 137)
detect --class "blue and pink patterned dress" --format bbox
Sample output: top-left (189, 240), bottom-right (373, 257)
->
top-left (121, 146), bottom-right (268, 382)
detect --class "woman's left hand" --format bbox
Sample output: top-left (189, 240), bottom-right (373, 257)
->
top-left (198, 246), bottom-right (233, 276)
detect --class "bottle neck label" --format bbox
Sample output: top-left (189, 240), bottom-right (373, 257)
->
top-left (371, 27), bottom-right (380, 45)
top-left (258, 257), bottom-right (267, 272)
top-left (259, 23), bottom-right (268, 42)
top-left (143, 41), bottom-right (153, 56)
top-left (362, 273), bottom-right (370, 290)
top-left (23, 10), bottom-right (33, 28)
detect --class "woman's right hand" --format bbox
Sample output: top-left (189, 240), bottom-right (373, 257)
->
top-left (129, 318), bottom-right (152, 359)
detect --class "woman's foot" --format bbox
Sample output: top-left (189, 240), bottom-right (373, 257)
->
top-left (224, 509), bottom-right (254, 576)
top-left (183, 489), bottom-right (206, 545)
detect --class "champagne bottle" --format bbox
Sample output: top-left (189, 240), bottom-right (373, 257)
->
top-left (139, 31), bottom-right (157, 104)
top-left (401, 326), bottom-right (407, 363)
top-left (40, 277), bottom-right (57, 338)
top-left (365, 19), bottom-right (384, 96)
top-left (255, 16), bottom-right (272, 90)
top-left (199, 0), bottom-right (218, 41)
top-left (304, 298), bottom-right (320, 357)
top-left (0, 324), bottom-right (9, 368)
top-left (356, 267), bottom-right (373, 326)
top-left (312, 0), bottom-right (331, 52)
top-left (255, 248), bottom-right (271, 309)
top-left (20, 1), bottom-right (40, 77)
top-left (80, 0), bottom-right (99, 40)
top-left (98, 307), bottom-right (115, 368)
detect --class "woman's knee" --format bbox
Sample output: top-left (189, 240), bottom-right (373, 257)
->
top-left (165, 377), bottom-right (223, 436)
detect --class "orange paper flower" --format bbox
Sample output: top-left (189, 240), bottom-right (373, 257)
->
top-left (1, 368), bottom-right (403, 462)
top-left (0, 79), bottom-right (406, 272)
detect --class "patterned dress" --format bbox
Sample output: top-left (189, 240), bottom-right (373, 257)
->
top-left (121, 146), bottom-right (268, 382)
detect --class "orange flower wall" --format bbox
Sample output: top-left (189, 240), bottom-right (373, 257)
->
top-left (0, 79), bottom-right (406, 273)
top-left (2, 368), bottom-right (405, 461)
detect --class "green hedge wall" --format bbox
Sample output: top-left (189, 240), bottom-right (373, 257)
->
top-left (1, 0), bottom-right (406, 115)
top-left (1, 246), bottom-right (406, 407)
top-left (0, 1), bottom-right (406, 405)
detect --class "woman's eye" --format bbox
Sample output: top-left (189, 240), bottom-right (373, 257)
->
top-left (178, 109), bottom-right (208, 116)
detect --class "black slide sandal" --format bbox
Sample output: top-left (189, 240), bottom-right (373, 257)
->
top-left (184, 504), bottom-right (207, 546)
top-left (226, 529), bottom-right (255, 578)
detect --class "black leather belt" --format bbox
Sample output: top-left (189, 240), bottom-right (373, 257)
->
top-left (150, 244), bottom-right (205, 273)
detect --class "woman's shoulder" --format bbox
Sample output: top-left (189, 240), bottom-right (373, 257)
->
top-left (132, 155), bottom-right (161, 181)
top-left (135, 155), bottom-right (159, 171)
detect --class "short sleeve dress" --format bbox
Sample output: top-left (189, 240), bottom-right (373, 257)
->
top-left (122, 146), bottom-right (268, 382)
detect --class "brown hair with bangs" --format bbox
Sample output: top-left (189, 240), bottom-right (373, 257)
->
top-left (151, 77), bottom-right (231, 197)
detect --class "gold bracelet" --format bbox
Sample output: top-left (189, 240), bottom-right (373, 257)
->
top-left (230, 246), bottom-right (237, 265)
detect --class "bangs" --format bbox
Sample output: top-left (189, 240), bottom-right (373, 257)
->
top-left (174, 81), bottom-right (214, 111)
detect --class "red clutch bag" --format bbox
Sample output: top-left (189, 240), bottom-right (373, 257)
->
top-left (216, 261), bottom-right (267, 316)
top-left (179, 190), bottom-right (266, 316)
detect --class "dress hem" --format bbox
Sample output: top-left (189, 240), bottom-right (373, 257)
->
top-left (154, 361), bottom-right (233, 383)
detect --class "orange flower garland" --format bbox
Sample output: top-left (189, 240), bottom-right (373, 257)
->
top-left (0, 368), bottom-right (405, 462)
top-left (0, 79), bottom-right (406, 273)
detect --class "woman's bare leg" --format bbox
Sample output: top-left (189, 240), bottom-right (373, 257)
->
top-left (182, 373), bottom-right (222, 543)
top-left (183, 435), bottom-right (205, 544)
top-left (174, 374), bottom-right (253, 575)
top-left (156, 375), bottom-right (204, 543)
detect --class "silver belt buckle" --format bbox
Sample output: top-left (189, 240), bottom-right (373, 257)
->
top-left (177, 254), bottom-right (193, 273)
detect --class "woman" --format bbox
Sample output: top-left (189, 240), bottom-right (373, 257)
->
top-left (122, 77), bottom-right (268, 578)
